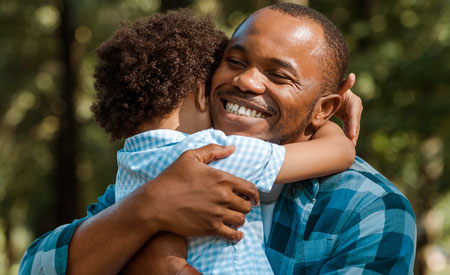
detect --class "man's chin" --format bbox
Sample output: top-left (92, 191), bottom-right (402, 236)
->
top-left (212, 107), bottom-right (270, 139)
top-left (214, 120), bottom-right (271, 141)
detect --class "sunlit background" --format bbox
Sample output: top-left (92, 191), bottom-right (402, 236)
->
top-left (1, 0), bottom-right (450, 274)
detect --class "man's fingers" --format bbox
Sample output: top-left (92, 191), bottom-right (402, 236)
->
top-left (186, 144), bottom-right (235, 164)
top-left (215, 224), bottom-right (243, 241)
top-left (228, 194), bottom-right (253, 214)
top-left (230, 177), bottom-right (260, 206)
top-left (222, 210), bottom-right (246, 228)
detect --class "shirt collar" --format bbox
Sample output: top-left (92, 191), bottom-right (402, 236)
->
top-left (123, 129), bottom-right (187, 152)
top-left (293, 178), bottom-right (320, 202)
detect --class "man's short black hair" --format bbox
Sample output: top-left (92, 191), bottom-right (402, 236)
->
top-left (233, 3), bottom-right (349, 94)
top-left (91, 9), bottom-right (228, 140)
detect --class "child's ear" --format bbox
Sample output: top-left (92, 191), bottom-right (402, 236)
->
top-left (310, 93), bottom-right (342, 128)
top-left (195, 82), bottom-right (208, 113)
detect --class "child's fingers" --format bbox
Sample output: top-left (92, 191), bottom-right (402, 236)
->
top-left (349, 106), bottom-right (362, 145)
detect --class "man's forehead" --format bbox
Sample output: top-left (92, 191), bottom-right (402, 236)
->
top-left (225, 8), bottom-right (327, 94)
top-left (231, 8), bottom-right (325, 57)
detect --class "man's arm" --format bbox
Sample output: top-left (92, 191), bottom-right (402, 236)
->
top-left (18, 185), bottom-right (115, 275)
top-left (20, 144), bottom-right (259, 275)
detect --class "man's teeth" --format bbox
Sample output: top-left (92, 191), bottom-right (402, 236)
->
top-left (225, 102), bottom-right (267, 118)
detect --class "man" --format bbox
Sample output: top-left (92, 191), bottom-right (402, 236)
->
top-left (20, 3), bottom-right (416, 275)
top-left (125, 4), bottom-right (416, 274)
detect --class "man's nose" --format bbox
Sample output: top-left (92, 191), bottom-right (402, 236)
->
top-left (232, 67), bottom-right (266, 94)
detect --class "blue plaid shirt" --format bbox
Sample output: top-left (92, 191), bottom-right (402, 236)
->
top-left (19, 157), bottom-right (416, 274)
top-left (266, 156), bottom-right (416, 274)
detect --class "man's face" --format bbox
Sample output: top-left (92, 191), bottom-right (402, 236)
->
top-left (210, 8), bottom-right (327, 144)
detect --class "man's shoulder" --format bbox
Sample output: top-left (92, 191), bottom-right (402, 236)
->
top-left (271, 157), bottom-right (416, 274)
top-left (87, 184), bottom-right (116, 215)
top-left (321, 156), bottom-right (401, 194)
top-left (317, 156), bottom-right (413, 215)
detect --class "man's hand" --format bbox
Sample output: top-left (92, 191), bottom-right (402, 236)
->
top-left (67, 144), bottom-right (258, 274)
top-left (335, 73), bottom-right (363, 146)
top-left (122, 144), bottom-right (258, 274)
top-left (143, 143), bottom-right (259, 241)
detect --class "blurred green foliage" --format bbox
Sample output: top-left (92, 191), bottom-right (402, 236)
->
top-left (1, 0), bottom-right (450, 274)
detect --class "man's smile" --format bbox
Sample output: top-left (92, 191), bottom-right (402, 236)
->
top-left (216, 88), bottom-right (277, 122)
top-left (224, 101), bottom-right (269, 118)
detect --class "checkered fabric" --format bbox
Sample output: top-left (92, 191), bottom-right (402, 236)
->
top-left (115, 129), bottom-right (284, 274)
top-left (18, 185), bottom-right (115, 275)
top-left (266, 156), bottom-right (416, 274)
top-left (19, 156), bottom-right (416, 274)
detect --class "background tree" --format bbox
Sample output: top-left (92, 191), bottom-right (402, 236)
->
top-left (1, 0), bottom-right (449, 274)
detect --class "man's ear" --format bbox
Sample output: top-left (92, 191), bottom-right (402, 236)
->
top-left (195, 82), bottom-right (208, 113)
top-left (310, 93), bottom-right (342, 128)
top-left (306, 74), bottom-right (355, 132)
top-left (310, 73), bottom-right (356, 128)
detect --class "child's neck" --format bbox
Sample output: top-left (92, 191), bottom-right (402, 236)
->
top-left (138, 108), bottom-right (185, 133)
top-left (138, 93), bottom-right (211, 135)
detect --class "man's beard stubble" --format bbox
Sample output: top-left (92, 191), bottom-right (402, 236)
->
top-left (269, 97), bottom-right (318, 145)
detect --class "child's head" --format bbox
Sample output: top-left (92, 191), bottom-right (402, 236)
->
top-left (91, 9), bottom-right (228, 140)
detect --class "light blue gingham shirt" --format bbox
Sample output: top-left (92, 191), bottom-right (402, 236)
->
top-left (115, 129), bottom-right (285, 274)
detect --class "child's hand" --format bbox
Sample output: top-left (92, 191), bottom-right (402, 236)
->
top-left (334, 73), bottom-right (362, 146)
top-left (122, 232), bottom-right (200, 275)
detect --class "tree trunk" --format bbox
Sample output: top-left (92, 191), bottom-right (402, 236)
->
top-left (52, 0), bottom-right (79, 227)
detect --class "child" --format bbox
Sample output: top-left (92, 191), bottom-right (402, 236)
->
top-left (91, 9), bottom-right (356, 274)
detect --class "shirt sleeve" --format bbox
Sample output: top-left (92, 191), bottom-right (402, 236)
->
top-left (19, 185), bottom-right (116, 275)
top-left (319, 193), bottom-right (416, 274)
top-left (202, 131), bottom-right (286, 193)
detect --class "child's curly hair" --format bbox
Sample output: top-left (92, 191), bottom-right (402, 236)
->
top-left (91, 9), bottom-right (228, 140)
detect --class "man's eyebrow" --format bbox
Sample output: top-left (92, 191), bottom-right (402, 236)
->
top-left (227, 44), bottom-right (246, 53)
top-left (227, 44), bottom-right (298, 78)
top-left (268, 58), bottom-right (297, 77)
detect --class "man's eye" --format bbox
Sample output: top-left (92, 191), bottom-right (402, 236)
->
top-left (271, 73), bottom-right (286, 79)
top-left (227, 58), bottom-right (246, 68)
top-left (268, 72), bottom-right (290, 82)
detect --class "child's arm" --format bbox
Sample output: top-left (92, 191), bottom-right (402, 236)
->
top-left (276, 121), bottom-right (355, 184)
